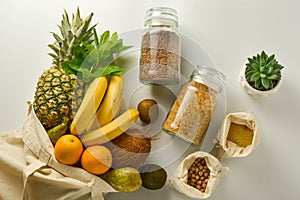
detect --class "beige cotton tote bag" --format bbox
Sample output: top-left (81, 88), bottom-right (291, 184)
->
top-left (0, 105), bottom-right (116, 200)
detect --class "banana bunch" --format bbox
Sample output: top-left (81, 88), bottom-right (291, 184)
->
top-left (70, 75), bottom-right (139, 146)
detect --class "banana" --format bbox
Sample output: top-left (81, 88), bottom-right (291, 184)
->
top-left (80, 108), bottom-right (139, 146)
top-left (87, 75), bottom-right (124, 132)
top-left (70, 76), bottom-right (108, 135)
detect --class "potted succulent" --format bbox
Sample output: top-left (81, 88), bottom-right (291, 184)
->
top-left (239, 51), bottom-right (284, 98)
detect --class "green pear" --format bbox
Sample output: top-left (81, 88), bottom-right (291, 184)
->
top-left (101, 167), bottom-right (142, 192)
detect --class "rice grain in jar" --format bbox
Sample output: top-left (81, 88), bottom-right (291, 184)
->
top-left (163, 66), bottom-right (225, 145)
top-left (139, 7), bottom-right (181, 85)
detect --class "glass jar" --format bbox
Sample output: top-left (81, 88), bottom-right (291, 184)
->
top-left (163, 66), bottom-right (226, 145)
top-left (139, 7), bottom-right (181, 85)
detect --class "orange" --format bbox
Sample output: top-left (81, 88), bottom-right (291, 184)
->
top-left (54, 134), bottom-right (83, 165)
top-left (81, 145), bottom-right (112, 175)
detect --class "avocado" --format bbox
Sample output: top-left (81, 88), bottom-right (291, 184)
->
top-left (139, 164), bottom-right (167, 190)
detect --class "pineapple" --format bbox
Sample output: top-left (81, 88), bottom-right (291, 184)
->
top-left (33, 8), bottom-right (96, 129)
top-left (245, 51), bottom-right (284, 91)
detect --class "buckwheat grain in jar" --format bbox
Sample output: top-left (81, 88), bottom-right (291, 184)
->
top-left (163, 66), bottom-right (226, 145)
top-left (139, 7), bottom-right (181, 85)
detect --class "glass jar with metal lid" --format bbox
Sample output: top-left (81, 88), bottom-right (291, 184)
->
top-left (139, 7), bottom-right (181, 85)
top-left (163, 65), bottom-right (226, 145)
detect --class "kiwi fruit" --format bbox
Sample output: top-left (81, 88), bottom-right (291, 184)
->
top-left (137, 99), bottom-right (159, 124)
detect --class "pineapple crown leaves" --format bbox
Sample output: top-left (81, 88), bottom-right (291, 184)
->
top-left (61, 29), bottom-right (132, 83)
top-left (48, 7), bottom-right (97, 67)
top-left (245, 50), bottom-right (284, 91)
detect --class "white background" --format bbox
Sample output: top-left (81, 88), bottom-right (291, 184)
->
top-left (1, 0), bottom-right (300, 200)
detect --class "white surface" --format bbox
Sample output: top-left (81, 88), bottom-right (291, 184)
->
top-left (1, 0), bottom-right (300, 200)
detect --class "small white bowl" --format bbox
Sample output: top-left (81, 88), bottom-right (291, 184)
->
top-left (239, 65), bottom-right (283, 98)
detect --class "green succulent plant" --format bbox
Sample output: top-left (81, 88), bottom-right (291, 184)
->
top-left (245, 51), bottom-right (284, 91)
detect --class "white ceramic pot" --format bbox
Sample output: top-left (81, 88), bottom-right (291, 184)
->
top-left (239, 65), bottom-right (283, 98)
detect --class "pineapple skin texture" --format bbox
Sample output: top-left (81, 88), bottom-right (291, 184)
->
top-left (33, 66), bottom-right (84, 130)
top-left (32, 9), bottom-right (95, 130)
